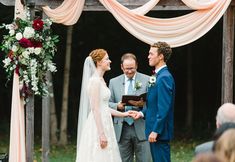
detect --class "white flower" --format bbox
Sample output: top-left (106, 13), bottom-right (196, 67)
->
top-left (148, 76), bottom-right (156, 87)
top-left (15, 32), bottom-right (23, 40)
top-left (34, 48), bottom-right (42, 55)
top-left (22, 51), bottom-right (30, 59)
top-left (6, 24), bottom-right (14, 30)
top-left (23, 27), bottom-right (35, 39)
top-left (26, 47), bottom-right (35, 53)
top-left (48, 62), bottom-right (57, 72)
top-left (12, 45), bottom-right (18, 52)
top-left (134, 81), bottom-right (142, 90)
top-left (9, 30), bottom-right (15, 36)
top-left (45, 19), bottom-right (52, 26)
top-left (3, 57), bottom-right (12, 67)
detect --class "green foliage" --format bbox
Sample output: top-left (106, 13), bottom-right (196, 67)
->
top-left (0, 137), bottom-right (203, 162)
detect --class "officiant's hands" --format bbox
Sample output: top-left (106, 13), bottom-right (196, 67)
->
top-left (99, 133), bottom-right (108, 149)
top-left (117, 102), bottom-right (126, 111)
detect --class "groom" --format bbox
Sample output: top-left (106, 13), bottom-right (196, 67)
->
top-left (132, 42), bottom-right (175, 162)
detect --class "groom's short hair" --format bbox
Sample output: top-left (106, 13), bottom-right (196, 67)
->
top-left (121, 53), bottom-right (138, 64)
top-left (151, 42), bottom-right (172, 62)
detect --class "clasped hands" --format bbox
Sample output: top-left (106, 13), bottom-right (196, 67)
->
top-left (126, 110), bottom-right (142, 120)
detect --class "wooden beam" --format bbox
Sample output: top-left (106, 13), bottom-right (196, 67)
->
top-left (0, 0), bottom-right (190, 10)
top-left (1, 0), bottom-right (235, 9)
top-left (221, 6), bottom-right (234, 103)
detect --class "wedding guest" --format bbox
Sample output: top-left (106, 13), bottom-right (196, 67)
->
top-left (192, 153), bottom-right (223, 162)
top-left (109, 53), bottom-right (151, 162)
top-left (195, 103), bottom-right (235, 155)
top-left (214, 129), bottom-right (235, 162)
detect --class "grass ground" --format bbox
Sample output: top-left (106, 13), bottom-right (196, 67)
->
top-left (0, 137), bottom-right (201, 162)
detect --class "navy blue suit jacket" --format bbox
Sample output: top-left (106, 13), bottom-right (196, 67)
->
top-left (143, 67), bottom-right (175, 141)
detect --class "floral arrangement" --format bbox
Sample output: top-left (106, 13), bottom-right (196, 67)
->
top-left (1, 16), bottom-right (59, 99)
top-left (134, 81), bottom-right (142, 90)
top-left (148, 75), bottom-right (156, 87)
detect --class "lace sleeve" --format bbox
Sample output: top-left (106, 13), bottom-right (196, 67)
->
top-left (88, 77), bottom-right (105, 136)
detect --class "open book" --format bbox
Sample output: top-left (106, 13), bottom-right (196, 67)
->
top-left (121, 93), bottom-right (147, 106)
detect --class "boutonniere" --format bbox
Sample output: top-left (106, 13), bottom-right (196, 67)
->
top-left (134, 81), bottom-right (142, 90)
top-left (148, 75), bottom-right (156, 87)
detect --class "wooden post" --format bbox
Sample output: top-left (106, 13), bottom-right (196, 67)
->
top-left (26, 95), bottom-right (34, 162)
top-left (25, 1), bottom-right (35, 162)
top-left (42, 73), bottom-right (50, 162)
top-left (222, 6), bottom-right (234, 103)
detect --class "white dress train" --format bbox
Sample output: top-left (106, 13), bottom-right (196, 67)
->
top-left (76, 77), bottom-right (122, 162)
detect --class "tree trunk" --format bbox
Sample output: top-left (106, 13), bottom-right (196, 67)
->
top-left (186, 46), bottom-right (193, 127)
top-left (49, 72), bottom-right (58, 144)
top-left (59, 26), bottom-right (73, 145)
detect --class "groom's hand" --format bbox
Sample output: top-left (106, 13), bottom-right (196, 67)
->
top-left (148, 132), bottom-right (158, 143)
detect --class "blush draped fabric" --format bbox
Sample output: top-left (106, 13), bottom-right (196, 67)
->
top-left (9, 1), bottom-right (26, 162)
top-left (98, 0), bottom-right (231, 47)
top-left (42, 0), bottom-right (231, 47)
top-left (9, 73), bottom-right (26, 162)
top-left (42, 0), bottom-right (85, 26)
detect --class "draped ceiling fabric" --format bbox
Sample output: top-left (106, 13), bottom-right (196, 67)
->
top-left (43, 0), bottom-right (231, 47)
top-left (43, 0), bottom-right (85, 26)
top-left (9, 2), bottom-right (26, 162)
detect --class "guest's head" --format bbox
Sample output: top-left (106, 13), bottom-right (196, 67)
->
top-left (148, 42), bottom-right (172, 69)
top-left (192, 153), bottom-right (223, 162)
top-left (121, 53), bottom-right (138, 79)
top-left (216, 103), bottom-right (235, 128)
top-left (89, 49), bottom-right (111, 71)
top-left (214, 129), bottom-right (235, 162)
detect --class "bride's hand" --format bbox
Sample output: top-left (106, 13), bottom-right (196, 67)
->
top-left (99, 133), bottom-right (108, 149)
top-left (122, 111), bottom-right (129, 117)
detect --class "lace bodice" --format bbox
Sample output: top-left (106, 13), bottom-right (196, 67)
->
top-left (87, 77), bottom-right (111, 109)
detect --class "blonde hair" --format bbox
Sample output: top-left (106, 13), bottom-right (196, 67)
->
top-left (214, 129), bottom-right (235, 162)
top-left (89, 49), bottom-right (107, 66)
top-left (192, 153), bottom-right (223, 162)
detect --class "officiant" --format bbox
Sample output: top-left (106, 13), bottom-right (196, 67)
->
top-left (109, 53), bottom-right (151, 162)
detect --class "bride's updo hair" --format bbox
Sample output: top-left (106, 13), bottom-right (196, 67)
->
top-left (89, 49), bottom-right (107, 66)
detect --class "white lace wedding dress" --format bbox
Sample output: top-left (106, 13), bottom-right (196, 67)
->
top-left (76, 77), bottom-right (122, 162)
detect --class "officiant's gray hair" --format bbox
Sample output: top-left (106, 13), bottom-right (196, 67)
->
top-left (121, 53), bottom-right (138, 64)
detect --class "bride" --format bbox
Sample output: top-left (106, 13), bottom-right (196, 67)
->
top-left (76, 49), bottom-right (131, 162)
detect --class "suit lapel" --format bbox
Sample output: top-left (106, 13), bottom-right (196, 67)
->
top-left (134, 73), bottom-right (138, 95)
top-left (120, 75), bottom-right (125, 96)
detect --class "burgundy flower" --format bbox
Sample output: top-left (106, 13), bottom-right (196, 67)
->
top-left (20, 83), bottom-right (32, 98)
top-left (152, 70), bottom-right (156, 75)
top-left (32, 41), bottom-right (42, 48)
top-left (8, 50), bottom-right (14, 60)
top-left (15, 65), bottom-right (20, 75)
top-left (19, 38), bottom-right (33, 48)
top-left (33, 19), bottom-right (44, 31)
